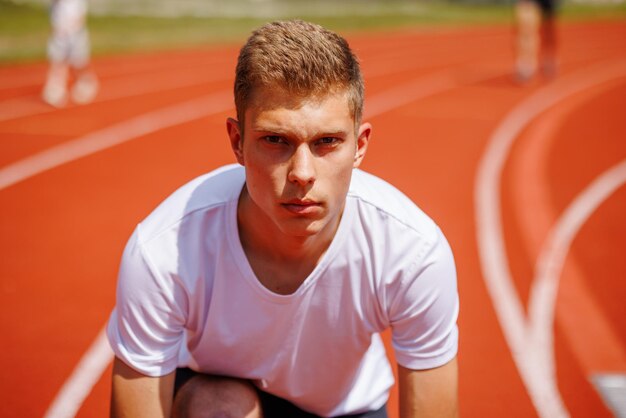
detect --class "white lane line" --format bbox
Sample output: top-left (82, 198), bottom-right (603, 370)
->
top-left (0, 68), bottom-right (233, 123)
top-left (366, 63), bottom-right (501, 118)
top-left (0, 97), bottom-right (50, 123)
top-left (37, 65), bottom-right (500, 417)
top-left (0, 90), bottom-right (232, 191)
top-left (0, 72), bottom-right (44, 90)
top-left (531, 159), bottom-right (626, 371)
top-left (0, 52), bottom-right (234, 91)
top-left (475, 58), bottom-right (626, 418)
top-left (535, 161), bottom-right (626, 418)
top-left (593, 373), bottom-right (626, 418)
top-left (365, 70), bottom-right (458, 118)
top-left (44, 329), bottom-right (113, 418)
top-left (509, 74), bottom-right (626, 389)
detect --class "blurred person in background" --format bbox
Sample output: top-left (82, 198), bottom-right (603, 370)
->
top-left (42, 0), bottom-right (98, 107)
top-left (514, 0), bottom-right (558, 82)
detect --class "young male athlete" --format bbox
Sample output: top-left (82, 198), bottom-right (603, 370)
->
top-left (107, 20), bottom-right (459, 418)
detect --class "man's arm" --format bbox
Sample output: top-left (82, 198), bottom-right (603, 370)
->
top-left (110, 357), bottom-right (175, 418)
top-left (398, 357), bottom-right (459, 418)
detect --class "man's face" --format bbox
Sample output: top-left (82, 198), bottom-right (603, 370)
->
top-left (227, 87), bottom-right (371, 240)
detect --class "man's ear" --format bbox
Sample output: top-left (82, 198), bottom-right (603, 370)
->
top-left (353, 122), bottom-right (372, 168)
top-left (226, 117), bottom-right (245, 165)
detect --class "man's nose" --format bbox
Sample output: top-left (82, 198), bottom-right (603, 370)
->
top-left (287, 144), bottom-right (316, 186)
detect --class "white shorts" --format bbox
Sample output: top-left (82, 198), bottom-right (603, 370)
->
top-left (47, 0), bottom-right (90, 67)
top-left (47, 28), bottom-right (90, 67)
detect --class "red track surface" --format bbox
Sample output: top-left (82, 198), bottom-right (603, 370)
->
top-left (1, 20), bottom-right (625, 417)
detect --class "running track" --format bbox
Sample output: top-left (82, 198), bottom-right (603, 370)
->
top-left (1, 20), bottom-right (625, 418)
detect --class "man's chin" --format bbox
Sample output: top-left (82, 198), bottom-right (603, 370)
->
top-left (278, 218), bottom-right (326, 239)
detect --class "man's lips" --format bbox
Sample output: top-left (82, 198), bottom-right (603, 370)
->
top-left (281, 199), bottom-right (322, 214)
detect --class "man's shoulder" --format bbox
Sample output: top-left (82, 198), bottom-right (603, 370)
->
top-left (348, 169), bottom-right (438, 238)
top-left (138, 164), bottom-right (244, 241)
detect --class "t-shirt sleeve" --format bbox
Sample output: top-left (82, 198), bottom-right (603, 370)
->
top-left (386, 227), bottom-right (459, 370)
top-left (106, 226), bottom-right (187, 376)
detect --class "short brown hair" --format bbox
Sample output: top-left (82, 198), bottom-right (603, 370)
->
top-left (234, 20), bottom-right (364, 125)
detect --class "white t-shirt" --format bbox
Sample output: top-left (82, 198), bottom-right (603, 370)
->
top-left (107, 164), bottom-right (459, 416)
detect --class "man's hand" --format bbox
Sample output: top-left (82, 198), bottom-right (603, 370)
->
top-left (398, 357), bottom-right (459, 418)
top-left (110, 357), bottom-right (175, 418)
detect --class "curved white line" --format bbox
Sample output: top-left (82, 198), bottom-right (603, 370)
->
top-left (0, 90), bottom-right (233, 191)
top-left (43, 329), bottom-right (114, 418)
top-left (0, 68), bottom-right (233, 123)
top-left (531, 159), bottom-right (626, 349)
top-left (365, 70), bottom-right (458, 118)
top-left (475, 58), bottom-right (626, 418)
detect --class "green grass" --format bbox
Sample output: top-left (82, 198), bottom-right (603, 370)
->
top-left (0, 1), bottom-right (49, 63)
top-left (1, 0), bottom-right (625, 64)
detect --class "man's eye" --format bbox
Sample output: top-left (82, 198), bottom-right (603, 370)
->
top-left (318, 137), bottom-right (338, 145)
top-left (263, 135), bottom-right (284, 144)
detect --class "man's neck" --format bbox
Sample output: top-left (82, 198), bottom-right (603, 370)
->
top-left (236, 186), bottom-right (341, 294)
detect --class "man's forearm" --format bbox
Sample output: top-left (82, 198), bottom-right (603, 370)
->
top-left (398, 358), bottom-right (459, 418)
top-left (110, 357), bottom-right (175, 418)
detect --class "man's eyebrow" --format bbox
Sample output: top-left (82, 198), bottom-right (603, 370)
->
top-left (316, 132), bottom-right (350, 139)
top-left (252, 125), bottom-right (349, 136)
top-left (251, 126), bottom-right (288, 134)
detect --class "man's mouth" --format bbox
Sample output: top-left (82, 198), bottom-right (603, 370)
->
top-left (281, 199), bottom-right (322, 214)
